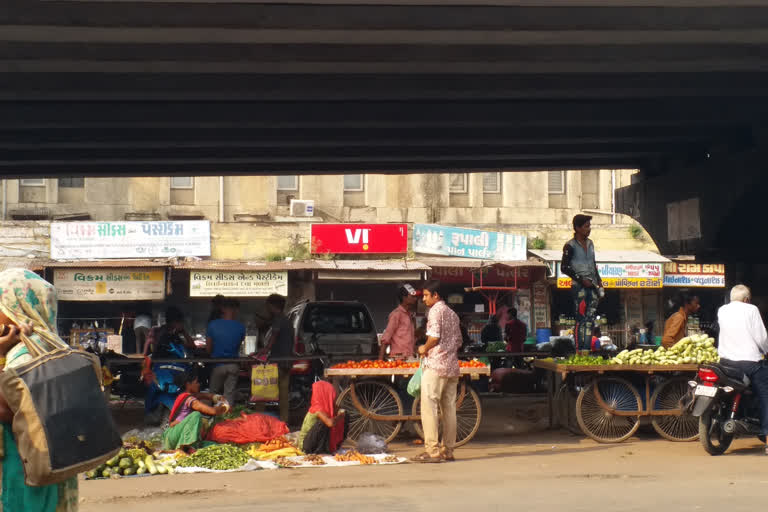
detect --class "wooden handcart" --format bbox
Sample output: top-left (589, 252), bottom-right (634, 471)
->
top-left (325, 366), bottom-right (491, 446)
top-left (534, 360), bottom-right (699, 443)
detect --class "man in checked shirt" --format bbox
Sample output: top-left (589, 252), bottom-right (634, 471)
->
top-left (413, 280), bottom-right (463, 463)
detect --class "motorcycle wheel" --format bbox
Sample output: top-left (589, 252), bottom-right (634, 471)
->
top-left (699, 412), bottom-right (733, 456)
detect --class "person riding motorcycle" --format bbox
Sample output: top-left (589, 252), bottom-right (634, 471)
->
top-left (142, 307), bottom-right (197, 424)
top-left (717, 284), bottom-right (768, 454)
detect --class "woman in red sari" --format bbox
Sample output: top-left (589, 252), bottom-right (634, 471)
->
top-left (298, 381), bottom-right (347, 454)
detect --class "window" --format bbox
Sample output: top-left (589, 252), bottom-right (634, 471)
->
top-left (170, 177), bottom-right (194, 189)
top-left (303, 304), bottom-right (373, 334)
top-left (482, 172), bottom-right (501, 193)
top-left (343, 174), bottom-right (364, 192)
top-left (20, 179), bottom-right (44, 187)
top-left (277, 175), bottom-right (299, 191)
top-left (449, 173), bottom-right (468, 193)
top-left (59, 177), bottom-right (84, 188)
top-left (548, 171), bottom-right (566, 194)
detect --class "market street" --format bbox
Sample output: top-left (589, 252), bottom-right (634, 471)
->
top-left (80, 431), bottom-right (767, 512)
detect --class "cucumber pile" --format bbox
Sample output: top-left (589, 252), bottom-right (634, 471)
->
top-left (85, 448), bottom-right (176, 479)
top-left (611, 334), bottom-right (719, 365)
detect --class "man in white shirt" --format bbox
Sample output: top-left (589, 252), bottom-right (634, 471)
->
top-left (717, 284), bottom-right (768, 451)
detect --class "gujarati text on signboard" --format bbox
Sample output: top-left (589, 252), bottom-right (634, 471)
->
top-left (190, 271), bottom-right (288, 297)
top-left (51, 221), bottom-right (211, 259)
top-left (54, 269), bottom-right (166, 301)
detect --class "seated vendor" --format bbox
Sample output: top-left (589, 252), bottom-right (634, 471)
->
top-left (298, 381), bottom-right (348, 454)
top-left (162, 369), bottom-right (229, 451)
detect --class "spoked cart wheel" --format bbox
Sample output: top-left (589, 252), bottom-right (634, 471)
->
top-left (412, 383), bottom-right (482, 447)
top-left (576, 376), bottom-right (642, 443)
top-left (336, 380), bottom-right (403, 444)
top-left (555, 381), bottom-right (583, 435)
top-left (651, 377), bottom-right (699, 442)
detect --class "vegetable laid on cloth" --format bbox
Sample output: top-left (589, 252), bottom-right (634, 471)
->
top-left (176, 444), bottom-right (250, 471)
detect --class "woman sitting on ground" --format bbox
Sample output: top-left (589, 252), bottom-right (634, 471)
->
top-left (162, 369), bottom-right (229, 451)
top-left (298, 381), bottom-right (347, 454)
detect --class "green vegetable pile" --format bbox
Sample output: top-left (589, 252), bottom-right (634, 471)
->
top-left (562, 354), bottom-right (610, 366)
top-left (177, 444), bottom-right (250, 471)
top-left (85, 448), bottom-right (175, 480)
top-left (611, 334), bottom-right (719, 365)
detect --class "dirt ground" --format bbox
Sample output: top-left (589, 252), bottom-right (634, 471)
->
top-left (82, 395), bottom-right (768, 512)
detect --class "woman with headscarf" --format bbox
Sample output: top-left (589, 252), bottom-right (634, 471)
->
top-left (298, 381), bottom-right (347, 454)
top-left (0, 269), bottom-right (78, 512)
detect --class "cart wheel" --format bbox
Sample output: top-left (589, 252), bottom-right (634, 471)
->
top-left (555, 382), bottom-right (583, 435)
top-left (412, 385), bottom-right (482, 447)
top-left (576, 377), bottom-right (641, 443)
top-left (336, 381), bottom-right (403, 444)
top-left (650, 377), bottom-right (699, 442)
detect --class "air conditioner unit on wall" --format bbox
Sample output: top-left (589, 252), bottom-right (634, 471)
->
top-left (290, 199), bottom-right (315, 217)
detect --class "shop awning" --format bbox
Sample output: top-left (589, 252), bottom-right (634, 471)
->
top-left (0, 258), bottom-right (45, 272)
top-left (40, 259), bottom-right (172, 268)
top-left (313, 259), bottom-right (430, 281)
top-left (528, 249), bottom-right (669, 264)
top-left (529, 249), bottom-right (669, 289)
top-left (418, 257), bottom-right (547, 269)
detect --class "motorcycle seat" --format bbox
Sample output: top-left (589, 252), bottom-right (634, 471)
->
top-left (717, 364), bottom-right (752, 388)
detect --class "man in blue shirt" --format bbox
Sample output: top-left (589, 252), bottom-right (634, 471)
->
top-left (206, 298), bottom-right (246, 406)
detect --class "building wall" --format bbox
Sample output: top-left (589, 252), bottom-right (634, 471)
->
top-left (3, 170), bottom-right (635, 221)
top-left (0, 170), bottom-right (656, 259)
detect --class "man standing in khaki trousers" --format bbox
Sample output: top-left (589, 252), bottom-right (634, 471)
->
top-left (413, 280), bottom-right (463, 463)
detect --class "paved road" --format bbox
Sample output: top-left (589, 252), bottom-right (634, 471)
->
top-left (80, 430), bottom-right (768, 512)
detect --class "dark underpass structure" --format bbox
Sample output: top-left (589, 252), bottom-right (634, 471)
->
top-left (3, 0), bottom-right (768, 277)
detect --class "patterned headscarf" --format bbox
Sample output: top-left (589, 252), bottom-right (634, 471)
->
top-left (0, 269), bottom-right (65, 369)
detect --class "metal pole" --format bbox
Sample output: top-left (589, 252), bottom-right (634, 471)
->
top-left (611, 169), bottom-right (616, 225)
top-left (219, 176), bottom-right (225, 222)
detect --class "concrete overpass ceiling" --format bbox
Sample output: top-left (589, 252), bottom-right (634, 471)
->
top-left (1, 1), bottom-right (767, 177)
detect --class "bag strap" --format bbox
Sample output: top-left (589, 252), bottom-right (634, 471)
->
top-left (17, 327), bottom-right (69, 359)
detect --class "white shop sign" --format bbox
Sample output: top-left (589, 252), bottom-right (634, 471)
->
top-left (190, 271), bottom-right (288, 297)
top-left (51, 221), bottom-right (211, 259)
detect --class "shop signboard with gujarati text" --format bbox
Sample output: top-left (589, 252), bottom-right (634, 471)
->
top-left (557, 262), bottom-right (664, 289)
top-left (413, 224), bottom-right (527, 261)
top-left (54, 269), bottom-right (166, 301)
top-left (311, 224), bottom-right (408, 254)
top-left (51, 221), bottom-right (211, 259)
top-left (429, 265), bottom-right (539, 288)
top-left (532, 281), bottom-right (549, 329)
top-left (190, 271), bottom-right (288, 297)
top-left (663, 262), bottom-right (725, 288)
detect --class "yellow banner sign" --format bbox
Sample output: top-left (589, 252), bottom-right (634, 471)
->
top-left (557, 277), bottom-right (663, 289)
top-left (55, 269), bottom-right (166, 301)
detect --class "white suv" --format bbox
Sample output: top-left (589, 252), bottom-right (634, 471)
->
top-left (288, 301), bottom-right (379, 356)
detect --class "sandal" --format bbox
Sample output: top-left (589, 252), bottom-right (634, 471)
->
top-left (412, 452), bottom-right (442, 463)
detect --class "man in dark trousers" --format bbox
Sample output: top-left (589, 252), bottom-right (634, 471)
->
top-left (561, 214), bottom-right (603, 350)
top-left (258, 294), bottom-right (295, 423)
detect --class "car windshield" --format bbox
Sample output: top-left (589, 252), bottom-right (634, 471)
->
top-left (303, 304), bottom-right (372, 334)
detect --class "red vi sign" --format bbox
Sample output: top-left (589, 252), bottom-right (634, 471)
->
top-left (310, 224), bottom-right (408, 254)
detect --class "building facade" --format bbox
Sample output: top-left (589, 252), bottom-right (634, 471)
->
top-left (4, 170), bottom-right (655, 259)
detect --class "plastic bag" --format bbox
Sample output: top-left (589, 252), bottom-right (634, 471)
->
top-left (407, 360), bottom-right (423, 398)
top-left (356, 433), bottom-right (388, 454)
top-left (251, 364), bottom-right (279, 402)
